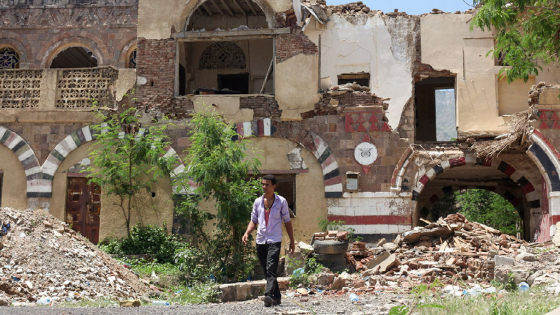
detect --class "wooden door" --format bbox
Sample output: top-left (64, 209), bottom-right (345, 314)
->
top-left (66, 177), bottom-right (101, 244)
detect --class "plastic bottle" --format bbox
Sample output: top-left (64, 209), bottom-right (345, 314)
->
top-left (36, 297), bottom-right (51, 305)
top-left (152, 300), bottom-right (170, 306)
top-left (349, 293), bottom-right (359, 302)
top-left (518, 282), bottom-right (530, 292)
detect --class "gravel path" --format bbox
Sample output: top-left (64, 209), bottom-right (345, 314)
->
top-left (3, 292), bottom-right (409, 315)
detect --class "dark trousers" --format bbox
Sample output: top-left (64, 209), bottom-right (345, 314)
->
top-left (256, 242), bottom-right (281, 301)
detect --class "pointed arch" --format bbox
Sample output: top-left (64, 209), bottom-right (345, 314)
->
top-left (232, 118), bottom-right (343, 198)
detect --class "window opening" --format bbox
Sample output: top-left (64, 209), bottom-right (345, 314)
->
top-left (435, 88), bottom-right (457, 141)
top-left (415, 77), bottom-right (456, 142)
top-left (338, 73), bottom-right (370, 87)
top-left (172, 194), bottom-right (195, 236)
top-left (0, 47), bottom-right (20, 69)
top-left (128, 49), bottom-right (137, 68)
top-left (50, 47), bottom-right (98, 68)
top-left (180, 39), bottom-right (273, 95)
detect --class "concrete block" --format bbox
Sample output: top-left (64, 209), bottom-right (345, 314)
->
top-left (366, 251), bottom-right (390, 269)
top-left (330, 276), bottom-right (345, 290)
top-left (495, 255), bottom-right (514, 266)
top-left (495, 267), bottom-right (531, 284)
top-left (379, 254), bottom-right (400, 273)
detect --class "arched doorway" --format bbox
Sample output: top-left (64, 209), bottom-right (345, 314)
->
top-left (50, 47), bottom-right (98, 68)
top-left (412, 154), bottom-right (544, 241)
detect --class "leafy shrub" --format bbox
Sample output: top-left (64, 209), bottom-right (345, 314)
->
top-left (289, 257), bottom-right (325, 288)
top-left (174, 245), bottom-right (213, 284)
top-left (99, 224), bottom-right (187, 263)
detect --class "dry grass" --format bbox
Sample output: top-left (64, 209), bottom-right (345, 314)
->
top-left (468, 109), bottom-right (534, 160)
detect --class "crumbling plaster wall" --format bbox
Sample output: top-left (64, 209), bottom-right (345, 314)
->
top-left (421, 14), bottom-right (505, 135)
top-left (275, 53), bottom-right (321, 120)
top-left (304, 15), bottom-right (418, 128)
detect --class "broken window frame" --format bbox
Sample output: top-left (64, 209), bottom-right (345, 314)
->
top-left (414, 77), bottom-right (457, 143)
top-left (174, 28), bottom-right (291, 97)
top-left (337, 73), bottom-right (370, 88)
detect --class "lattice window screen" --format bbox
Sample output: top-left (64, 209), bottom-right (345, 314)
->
top-left (0, 47), bottom-right (20, 69)
top-left (199, 42), bottom-right (246, 70)
top-left (0, 70), bottom-right (42, 108)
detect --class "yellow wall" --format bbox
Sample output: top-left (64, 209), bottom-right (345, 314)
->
top-left (421, 14), bottom-right (560, 135)
top-left (50, 141), bottom-right (175, 241)
top-left (0, 145), bottom-right (28, 210)
top-left (498, 75), bottom-right (535, 116)
top-left (275, 54), bottom-right (321, 120)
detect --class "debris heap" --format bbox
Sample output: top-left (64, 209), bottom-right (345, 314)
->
top-left (0, 208), bottom-right (146, 305)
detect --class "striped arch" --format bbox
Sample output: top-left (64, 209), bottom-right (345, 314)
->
top-left (528, 130), bottom-right (560, 192)
top-left (420, 185), bottom-right (526, 217)
top-left (232, 118), bottom-right (343, 198)
top-left (411, 157), bottom-right (541, 215)
top-left (0, 126), bottom-right (42, 197)
top-left (37, 125), bottom-right (186, 198)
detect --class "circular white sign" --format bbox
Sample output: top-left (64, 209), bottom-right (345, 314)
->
top-left (354, 142), bottom-right (378, 165)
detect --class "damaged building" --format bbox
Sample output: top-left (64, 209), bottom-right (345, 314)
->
top-left (1, 0), bottom-right (560, 245)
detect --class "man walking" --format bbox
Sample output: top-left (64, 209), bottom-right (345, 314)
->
top-left (242, 174), bottom-right (295, 307)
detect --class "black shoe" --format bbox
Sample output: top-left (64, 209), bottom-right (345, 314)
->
top-left (264, 296), bottom-right (273, 307)
top-left (273, 299), bottom-right (281, 306)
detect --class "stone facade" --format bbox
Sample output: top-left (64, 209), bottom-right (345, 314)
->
top-left (1, 0), bottom-right (560, 243)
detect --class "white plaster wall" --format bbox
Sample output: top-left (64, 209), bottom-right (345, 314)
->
top-left (305, 15), bottom-right (415, 128)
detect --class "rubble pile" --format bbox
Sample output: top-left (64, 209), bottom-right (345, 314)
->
top-left (329, 82), bottom-right (371, 96)
top-left (295, 214), bottom-right (560, 297)
top-left (0, 208), bottom-right (146, 305)
top-left (328, 2), bottom-right (373, 15)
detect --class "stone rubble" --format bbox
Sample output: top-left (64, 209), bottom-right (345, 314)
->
top-left (287, 213), bottom-right (560, 301)
top-left (0, 207), bottom-right (146, 305)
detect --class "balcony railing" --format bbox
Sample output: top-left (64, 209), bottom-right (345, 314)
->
top-left (0, 66), bottom-right (120, 110)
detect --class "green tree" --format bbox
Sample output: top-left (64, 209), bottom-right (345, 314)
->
top-left (174, 107), bottom-right (262, 282)
top-left (471, 0), bottom-right (560, 83)
top-left (86, 105), bottom-right (177, 238)
top-left (455, 189), bottom-right (522, 236)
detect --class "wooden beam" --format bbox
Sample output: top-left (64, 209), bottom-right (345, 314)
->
top-left (177, 27), bottom-right (291, 40)
top-left (244, 0), bottom-right (258, 15)
top-left (196, 7), bottom-right (206, 16)
top-left (221, 0), bottom-right (235, 17)
top-left (210, 0), bottom-right (225, 15)
top-left (232, 0), bottom-right (247, 16)
top-left (260, 58), bottom-right (274, 94)
top-left (201, 2), bottom-right (213, 16)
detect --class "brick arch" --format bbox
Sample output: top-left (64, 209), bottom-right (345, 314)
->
top-left (0, 126), bottom-right (42, 198)
top-left (181, 0), bottom-right (281, 32)
top-left (411, 157), bottom-right (541, 216)
top-left (38, 126), bottom-right (186, 199)
top-left (39, 35), bottom-right (108, 68)
top-left (233, 118), bottom-right (343, 198)
top-left (0, 38), bottom-right (30, 65)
